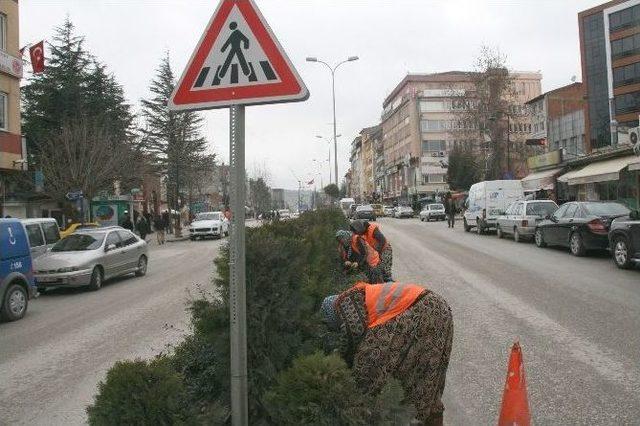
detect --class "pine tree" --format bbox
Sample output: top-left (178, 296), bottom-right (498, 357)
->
top-left (140, 53), bottom-right (208, 208)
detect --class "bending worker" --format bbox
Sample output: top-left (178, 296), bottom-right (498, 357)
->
top-left (336, 230), bottom-right (384, 283)
top-left (322, 281), bottom-right (453, 425)
top-left (350, 219), bottom-right (393, 281)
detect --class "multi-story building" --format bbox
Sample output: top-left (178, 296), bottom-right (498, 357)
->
top-left (380, 71), bottom-right (541, 203)
top-left (0, 0), bottom-right (24, 216)
top-left (358, 125), bottom-right (380, 201)
top-left (271, 188), bottom-right (285, 210)
top-left (349, 135), bottom-right (363, 202)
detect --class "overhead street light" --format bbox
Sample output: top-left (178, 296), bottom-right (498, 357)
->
top-left (306, 56), bottom-right (359, 184)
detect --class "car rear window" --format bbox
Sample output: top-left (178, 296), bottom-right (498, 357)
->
top-left (583, 202), bottom-right (630, 217)
top-left (526, 202), bottom-right (557, 216)
top-left (25, 224), bottom-right (45, 247)
top-left (42, 222), bottom-right (60, 244)
top-left (429, 204), bottom-right (444, 210)
top-left (52, 233), bottom-right (105, 251)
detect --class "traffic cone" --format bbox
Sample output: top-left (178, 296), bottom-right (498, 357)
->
top-left (498, 342), bottom-right (531, 426)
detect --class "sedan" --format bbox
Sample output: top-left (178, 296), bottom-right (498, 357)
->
top-left (394, 205), bottom-right (414, 218)
top-left (609, 210), bottom-right (640, 269)
top-left (419, 203), bottom-right (446, 222)
top-left (534, 201), bottom-right (630, 256)
top-left (383, 206), bottom-right (395, 216)
top-left (354, 205), bottom-right (376, 221)
top-left (496, 200), bottom-right (558, 242)
top-left (189, 211), bottom-right (229, 240)
top-left (34, 227), bottom-right (148, 291)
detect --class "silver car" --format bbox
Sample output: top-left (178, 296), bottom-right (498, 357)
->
top-left (34, 226), bottom-right (148, 291)
top-left (496, 200), bottom-right (558, 242)
top-left (394, 205), bottom-right (414, 218)
top-left (419, 203), bottom-right (446, 222)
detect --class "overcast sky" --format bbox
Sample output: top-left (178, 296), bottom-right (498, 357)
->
top-left (21, 0), bottom-right (603, 190)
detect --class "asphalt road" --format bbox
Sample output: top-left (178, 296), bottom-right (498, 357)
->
top-left (378, 217), bottom-right (640, 425)
top-left (0, 236), bottom-right (223, 425)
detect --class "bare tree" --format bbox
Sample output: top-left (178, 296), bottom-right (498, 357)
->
top-left (38, 118), bottom-right (139, 203)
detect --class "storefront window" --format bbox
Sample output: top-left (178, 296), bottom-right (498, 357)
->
top-left (595, 170), bottom-right (639, 209)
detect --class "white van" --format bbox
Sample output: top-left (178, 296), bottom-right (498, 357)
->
top-left (21, 218), bottom-right (61, 259)
top-left (339, 198), bottom-right (355, 217)
top-left (463, 180), bottom-right (524, 234)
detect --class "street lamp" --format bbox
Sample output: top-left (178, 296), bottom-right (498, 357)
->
top-left (315, 134), bottom-right (341, 184)
top-left (306, 56), bottom-right (359, 184)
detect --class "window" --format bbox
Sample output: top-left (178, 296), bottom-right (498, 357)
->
top-left (26, 224), bottom-right (45, 248)
top-left (513, 203), bottom-right (524, 216)
top-left (424, 174), bottom-right (445, 183)
top-left (42, 223), bottom-right (60, 245)
top-left (0, 14), bottom-right (5, 51)
top-left (419, 100), bottom-right (445, 112)
top-left (552, 204), bottom-right (569, 220)
top-left (564, 204), bottom-right (578, 218)
top-left (610, 33), bottom-right (640, 59)
top-left (0, 92), bottom-right (7, 131)
top-left (117, 230), bottom-right (138, 246)
top-left (422, 140), bottom-right (446, 152)
top-left (610, 5), bottom-right (640, 32)
top-left (106, 232), bottom-right (122, 249)
top-left (420, 120), bottom-right (447, 132)
top-left (613, 62), bottom-right (640, 87)
top-left (615, 91), bottom-right (640, 114)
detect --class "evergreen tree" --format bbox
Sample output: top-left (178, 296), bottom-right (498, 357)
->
top-left (140, 53), bottom-right (208, 208)
top-left (447, 145), bottom-right (479, 191)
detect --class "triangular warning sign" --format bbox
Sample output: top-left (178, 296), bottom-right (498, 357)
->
top-left (169, 0), bottom-right (309, 111)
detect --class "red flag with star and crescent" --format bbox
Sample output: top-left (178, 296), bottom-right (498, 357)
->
top-left (29, 41), bottom-right (45, 74)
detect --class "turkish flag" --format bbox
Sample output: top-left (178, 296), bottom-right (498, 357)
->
top-left (29, 41), bottom-right (45, 74)
top-left (307, 179), bottom-right (314, 185)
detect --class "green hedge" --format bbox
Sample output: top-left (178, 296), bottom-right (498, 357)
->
top-left (88, 208), bottom-right (408, 424)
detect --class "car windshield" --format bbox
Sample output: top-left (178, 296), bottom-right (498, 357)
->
top-left (429, 204), bottom-right (444, 210)
top-left (196, 213), bottom-right (220, 221)
top-left (526, 202), bottom-right (558, 216)
top-left (582, 202), bottom-right (630, 217)
top-left (357, 205), bottom-right (373, 211)
top-left (52, 233), bottom-right (105, 251)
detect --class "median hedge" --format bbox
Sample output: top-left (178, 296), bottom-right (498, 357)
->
top-left (87, 208), bottom-right (407, 425)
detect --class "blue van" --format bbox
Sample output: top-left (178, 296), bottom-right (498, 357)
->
top-left (0, 219), bottom-right (36, 321)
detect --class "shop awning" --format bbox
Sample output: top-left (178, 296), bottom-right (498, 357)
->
top-left (521, 168), bottom-right (562, 191)
top-left (557, 155), bottom-right (640, 186)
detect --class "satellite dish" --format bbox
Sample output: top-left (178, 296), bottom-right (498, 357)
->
top-left (571, 75), bottom-right (577, 82)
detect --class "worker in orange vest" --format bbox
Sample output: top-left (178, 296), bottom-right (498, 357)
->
top-left (350, 220), bottom-right (393, 281)
top-left (335, 230), bottom-right (384, 283)
top-left (321, 281), bottom-right (453, 426)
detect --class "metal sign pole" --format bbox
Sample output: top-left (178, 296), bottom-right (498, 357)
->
top-left (229, 104), bottom-right (248, 425)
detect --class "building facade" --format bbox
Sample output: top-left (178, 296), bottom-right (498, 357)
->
top-left (348, 135), bottom-right (363, 202)
top-left (380, 71), bottom-right (541, 203)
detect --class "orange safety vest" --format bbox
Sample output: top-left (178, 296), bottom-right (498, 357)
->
top-left (364, 222), bottom-right (388, 252)
top-left (354, 281), bottom-right (426, 328)
top-left (351, 234), bottom-right (380, 267)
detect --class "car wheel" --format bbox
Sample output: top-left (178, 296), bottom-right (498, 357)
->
top-left (570, 233), bottom-right (586, 257)
top-left (464, 218), bottom-right (471, 232)
top-left (189, 236), bottom-right (196, 241)
top-left (37, 287), bottom-right (47, 295)
top-left (613, 237), bottom-right (632, 269)
top-left (88, 267), bottom-right (103, 291)
top-left (514, 227), bottom-right (521, 243)
top-left (476, 220), bottom-right (483, 235)
top-left (135, 255), bottom-right (148, 277)
top-left (496, 226), bottom-right (503, 239)
top-left (420, 217), bottom-right (424, 222)
top-left (1, 283), bottom-right (28, 321)
top-left (535, 228), bottom-right (546, 248)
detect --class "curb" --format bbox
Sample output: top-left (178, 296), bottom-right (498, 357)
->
top-left (166, 235), bottom-right (191, 243)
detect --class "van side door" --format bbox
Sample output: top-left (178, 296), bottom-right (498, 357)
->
top-left (24, 224), bottom-right (47, 259)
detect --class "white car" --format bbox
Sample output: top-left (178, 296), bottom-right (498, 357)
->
top-left (394, 205), bottom-right (414, 218)
top-left (189, 212), bottom-right (229, 240)
top-left (420, 203), bottom-right (446, 222)
top-left (278, 209), bottom-right (291, 220)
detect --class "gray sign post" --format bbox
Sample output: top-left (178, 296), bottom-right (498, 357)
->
top-left (228, 105), bottom-right (248, 424)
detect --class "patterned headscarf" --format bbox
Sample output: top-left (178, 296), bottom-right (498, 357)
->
top-left (335, 230), bottom-right (352, 246)
top-left (321, 294), bottom-right (341, 331)
top-left (350, 219), bottom-right (368, 235)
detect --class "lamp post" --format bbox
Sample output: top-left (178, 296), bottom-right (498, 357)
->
top-left (315, 134), bottom-right (340, 185)
top-left (307, 56), bottom-right (359, 185)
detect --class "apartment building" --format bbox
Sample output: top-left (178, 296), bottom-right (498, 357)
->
top-left (380, 71), bottom-right (541, 202)
top-left (349, 135), bottom-right (363, 202)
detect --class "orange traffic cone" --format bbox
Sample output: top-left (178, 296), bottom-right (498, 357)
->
top-left (498, 342), bottom-right (531, 426)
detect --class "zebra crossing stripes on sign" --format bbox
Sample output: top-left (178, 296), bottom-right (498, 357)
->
top-left (169, 0), bottom-right (309, 111)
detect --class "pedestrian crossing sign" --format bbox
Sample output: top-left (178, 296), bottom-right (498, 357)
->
top-left (169, 0), bottom-right (309, 111)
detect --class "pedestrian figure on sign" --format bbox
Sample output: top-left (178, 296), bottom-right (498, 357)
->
top-left (321, 281), bottom-right (453, 425)
top-left (219, 22), bottom-right (250, 79)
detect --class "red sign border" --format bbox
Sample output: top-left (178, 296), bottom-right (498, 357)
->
top-left (170, 0), bottom-right (308, 110)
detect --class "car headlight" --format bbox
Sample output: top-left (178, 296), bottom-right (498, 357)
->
top-left (56, 266), bottom-right (80, 273)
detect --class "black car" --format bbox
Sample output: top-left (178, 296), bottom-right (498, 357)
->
top-left (609, 210), bottom-right (640, 269)
top-left (534, 201), bottom-right (630, 256)
top-left (354, 205), bottom-right (376, 221)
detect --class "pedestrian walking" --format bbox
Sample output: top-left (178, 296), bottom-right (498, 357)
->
top-left (350, 219), bottom-right (393, 281)
top-left (445, 194), bottom-right (456, 229)
top-left (321, 281), bottom-right (453, 425)
top-left (154, 214), bottom-right (166, 245)
top-left (162, 210), bottom-right (172, 235)
top-left (121, 213), bottom-right (134, 232)
top-left (136, 215), bottom-right (148, 240)
top-left (336, 230), bottom-right (384, 284)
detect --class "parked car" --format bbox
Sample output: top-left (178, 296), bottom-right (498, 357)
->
top-left (21, 218), bottom-right (61, 259)
top-left (463, 180), bottom-right (524, 234)
top-left (348, 204), bottom-right (359, 219)
top-left (0, 219), bottom-right (36, 321)
top-left (339, 198), bottom-right (356, 217)
top-left (420, 203), bottom-right (446, 222)
top-left (278, 209), bottom-right (292, 220)
top-left (383, 205), bottom-right (395, 217)
top-left (34, 226), bottom-right (148, 292)
top-left (371, 204), bottom-right (385, 217)
top-left (189, 211), bottom-right (229, 240)
top-left (354, 204), bottom-right (376, 221)
top-left (609, 209), bottom-right (640, 269)
top-left (496, 200), bottom-right (558, 242)
top-left (534, 201), bottom-right (630, 256)
top-left (60, 222), bottom-right (100, 239)
top-left (394, 205), bottom-right (414, 218)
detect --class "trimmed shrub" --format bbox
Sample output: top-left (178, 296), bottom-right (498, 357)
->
top-left (86, 358), bottom-right (192, 425)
